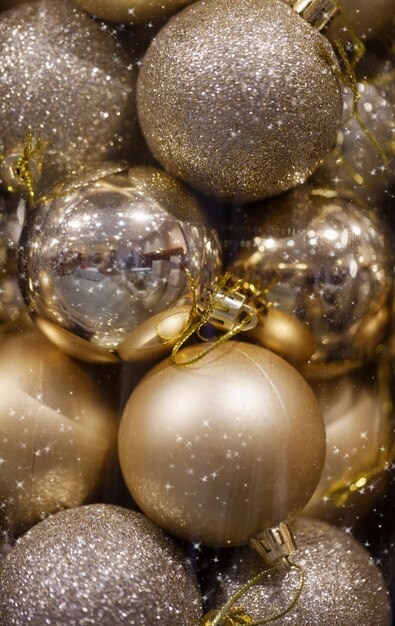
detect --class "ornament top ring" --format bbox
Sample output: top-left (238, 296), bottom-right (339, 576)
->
top-left (137, 0), bottom-right (343, 202)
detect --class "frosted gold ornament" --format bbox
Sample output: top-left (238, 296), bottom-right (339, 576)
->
top-left (0, 0), bottom-right (138, 195)
top-left (313, 80), bottom-right (395, 206)
top-left (305, 359), bottom-right (393, 523)
top-left (0, 330), bottom-right (116, 537)
top-left (231, 187), bottom-right (393, 379)
top-left (137, 0), bottom-right (342, 202)
top-left (19, 165), bottom-right (221, 363)
top-left (0, 505), bottom-right (202, 625)
top-left (119, 341), bottom-right (325, 547)
top-left (204, 517), bottom-right (392, 625)
top-left (72, 0), bottom-right (195, 24)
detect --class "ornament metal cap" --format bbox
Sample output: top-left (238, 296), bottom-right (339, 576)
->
top-left (249, 522), bottom-right (297, 570)
top-left (293, 0), bottom-right (339, 30)
top-left (197, 291), bottom-right (258, 333)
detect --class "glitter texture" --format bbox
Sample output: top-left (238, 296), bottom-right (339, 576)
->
top-left (205, 517), bottom-right (392, 625)
top-left (0, 0), bottom-right (137, 193)
top-left (0, 504), bottom-right (202, 625)
top-left (137, 0), bottom-right (343, 202)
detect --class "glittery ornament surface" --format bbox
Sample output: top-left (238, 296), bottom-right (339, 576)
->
top-left (138, 0), bottom-right (342, 201)
top-left (0, 504), bottom-right (202, 625)
top-left (205, 517), bottom-right (392, 625)
top-left (0, 0), bottom-right (137, 193)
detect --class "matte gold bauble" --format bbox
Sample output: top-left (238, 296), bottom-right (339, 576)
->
top-left (0, 505), bottom-right (202, 625)
top-left (72, 0), bottom-right (194, 24)
top-left (137, 0), bottom-right (342, 202)
top-left (231, 187), bottom-right (393, 379)
top-left (0, 330), bottom-right (116, 537)
top-left (205, 517), bottom-right (392, 626)
top-left (305, 359), bottom-right (393, 523)
top-left (119, 341), bottom-right (325, 547)
top-left (0, 0), bottom-right (138, 194)
top-left (19, 165), bottom-right (221, 363)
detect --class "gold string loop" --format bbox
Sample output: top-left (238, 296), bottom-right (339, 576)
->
top-left (171, 272), bottom-right (261, 366)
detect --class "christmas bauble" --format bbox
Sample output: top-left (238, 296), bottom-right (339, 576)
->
top-left (0, 196), bottom-right (25, 326)
top-left (313, 80), bottom-right (395, 206)
top-left (0, 0), bottom-right (138, 194)
top-left (305, 358), bottom-right (393, 523)
top-left (19, 165), bottom-right (221, 363)
top-left (137, 0), bottom-right (342, 202)
top-left (231, 187), bottom-right (393, 379)
top-left (205, 517), bottom-right (392, 625)
top-left (0, 504), bottom-right (202, 625)
top-left (72, 0), bottom-right (194, 24)
top-left (119, 341), bottom-right (325, 547)
top-left (0, 330), bottom-right (116, 536)
top-left (0, 0), bottom-right (25, 11)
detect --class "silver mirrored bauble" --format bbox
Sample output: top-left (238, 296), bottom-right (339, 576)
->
top-left (137, 0), bottom-right (342, 201)
top-left (231, 187), bottom-right (393, 378)
top-left (205, 517), bottom-right (392, 625)
top-left (0, 505), bottom-right (202, 625)
top-left (19, 166), bottom-right (221, 363)
top-left (0, 0), bottom-right (138, 194)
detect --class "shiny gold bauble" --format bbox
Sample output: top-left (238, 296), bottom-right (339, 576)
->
top-left (231, 187), bottom-right (393, 379)
top-left (119, 341), bottom-right (325, 547)
top-left (72, 0), bottom-right (194, 24)
top-left (19, 165), bottom-right (221, 363)
top-left (0, 0), bottom-right (138, 194)
top-left (137, 0), bottom-right (342, 202)
top-left (0, 330), bottom-right (116, 537)
top-left (205, 517), bottom-right (392, 625)
top-left (0, 505), bottom-right (202, 625)
top-left (305, 358), bottom-right (393, 524)
top-left (313, 80), bottom-right (395, 206)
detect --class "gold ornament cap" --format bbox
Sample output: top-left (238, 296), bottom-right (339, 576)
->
top-left (293, 0), bottom-right (339, 30)
top-left (249, 522), bottom-right (297, 570)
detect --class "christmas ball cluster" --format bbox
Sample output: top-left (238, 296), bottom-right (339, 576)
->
top-left (0, 0), bottom-right (394, 624)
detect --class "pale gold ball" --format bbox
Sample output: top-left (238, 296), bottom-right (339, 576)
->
top-left (72, 0), bottom-right (194, 23)
top-left (0, 330), bottom-right (116, 536)
top-left (305, 358), bottom-right (393, 524)
top-left (119, 341), bottom-right (325, 547)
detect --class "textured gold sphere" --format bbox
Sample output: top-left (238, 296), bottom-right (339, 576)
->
top-left (19, 165), bottom-right (221, 363)
top-left (0, 505), bottom-right (202, 625)
top-left (119, 341), bottom-right (325, 547)
top-left (72, 0), bottom-right (195, 24)
top-left (0, 0), bottom-right (138, 194)
top-left (205, 517), bottom-right (392, 625)
top-left (231, 187), bottom-right (393, 378)
top-left (0, 330), bottom-right (116, 537)
top-left (137, 0), bottom-right (342, 202)
top-left (305, 358), bottom-right (393, 524)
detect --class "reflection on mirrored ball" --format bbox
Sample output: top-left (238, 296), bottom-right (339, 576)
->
top-left (19, 165), bottom-right (221, 363)
top-left (231, 187), bottom-right (393, 378)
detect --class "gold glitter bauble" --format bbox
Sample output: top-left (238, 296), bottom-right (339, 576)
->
top-left (119, 341), bottom-right (325, 547)
top-left (0, 330), bottom-right (116, 537)
top-left (231, 187), bottom-right (393, 379)
top-left (313, 80), bottom-right (395, 206)
top-left (305, 358), bottom-right (393, 524)
top-left (72, 0), bottom-right (195, 24)
top-left (205, 517), bottom-right (392, 625)
top-left (137, 0), bottom-right (342, 202)
top-left (19, 165), bottom-right (221, 363)
top-left (0, 505), bottom-right (202, 625)
top-left (0, 0), bottom-right (138, 194)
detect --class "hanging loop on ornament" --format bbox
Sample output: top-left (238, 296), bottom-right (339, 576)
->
top-left (171, 272), bottom-right (261, 366)
top-left (0, 132), bottom-right (47, 208)
top-left (201, 560), bottom-right (305, 626)
top-left (293, 0), bottom-right (339, 31)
